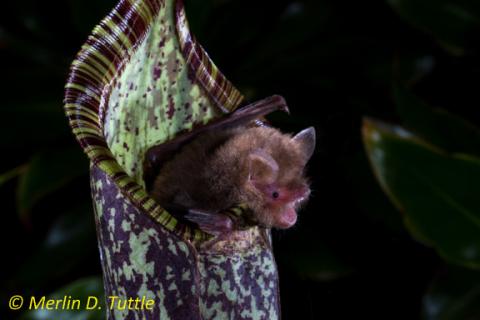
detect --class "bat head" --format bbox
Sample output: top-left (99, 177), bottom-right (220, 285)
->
top-left (245, 127), bottom-right (315, 229)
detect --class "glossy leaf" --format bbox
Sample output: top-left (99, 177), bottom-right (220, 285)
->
top-left (363, 118), bottom-right (480, 269)
top-left (423, 267), bottom-right (480, 320)
top-left (21, 276), bottom-right (104, 320)
top-left (342, 151), bottom-right (404, 234)
top-left (387, 0), bottom-right (480, 55)
top-left (393, 53), bottom-right (435, 85)
top-left (16, 147), bottom-right (88, 219)
top-left (394, 85), bottom-right (480, 156)
top-left (0, 164), bottom-right (26, 187)
top-left (14, 204), bottom-right (97, 289)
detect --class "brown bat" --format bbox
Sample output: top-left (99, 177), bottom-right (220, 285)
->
top-left (145, 95), bottom-right (315, 235)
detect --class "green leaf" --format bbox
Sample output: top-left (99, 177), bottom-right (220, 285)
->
top-left (16, 148), bottom-right (88, 220)
top-left (362, 118), bottom-right (480, 269)
top-left (387, 0), bottom-right (480, 55)
top-left (14, 203), bottom-right (97, 289)
top-left (423, 267), bottom-right (480, 320)
top-left (0, 164), bottom-right (27, 187)
top-left (342, 151), bottom-right (404, 234)
top-left (394, 85), bottom-right (480, 156)
top-left (21, 276), bottom-right (105, 320)
top-left (392, 53), bottom-right (435, 86)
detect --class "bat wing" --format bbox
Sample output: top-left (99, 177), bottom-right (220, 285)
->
top-left (144, 95), bottom-right (289, 190)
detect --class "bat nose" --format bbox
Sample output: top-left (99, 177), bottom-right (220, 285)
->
top-left (293, 184), bottom-right (310, 200)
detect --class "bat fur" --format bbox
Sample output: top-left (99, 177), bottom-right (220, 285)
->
top-left (150, 125), bottom-right (315, 234)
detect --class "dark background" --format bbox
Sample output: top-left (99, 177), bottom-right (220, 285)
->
top-left (1, 0), bottom-right (480, 319)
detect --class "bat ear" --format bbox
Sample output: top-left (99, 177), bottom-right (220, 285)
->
top-left (293, 127), bottom-right (316, 161)
top-left (248, 149), bottom-right (279, 181)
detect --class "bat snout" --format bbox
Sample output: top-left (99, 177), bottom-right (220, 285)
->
top-left (276, 205), bottom-right (298, 229)
top-left (292, 184), bottom-right (310, 203)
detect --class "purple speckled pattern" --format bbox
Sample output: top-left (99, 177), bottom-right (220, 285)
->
top-left (197, 246), bottom-right (281, 319)
top-left (91, 165), bottom-right (280, 319)
top-left (91, 166), bottom-right (201, 319)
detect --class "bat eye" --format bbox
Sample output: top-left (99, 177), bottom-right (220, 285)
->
top-left (272, 191), bottom-right (279, 199)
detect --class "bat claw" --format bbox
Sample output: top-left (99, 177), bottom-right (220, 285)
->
top-left (185, 209), bottom-right (234, 236)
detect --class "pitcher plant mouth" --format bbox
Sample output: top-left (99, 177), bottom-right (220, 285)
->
top-left (64, 0), bottom-right (252, 242)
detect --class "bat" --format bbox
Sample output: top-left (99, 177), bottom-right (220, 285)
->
top-left (144, 95), bottom-right (315, 235)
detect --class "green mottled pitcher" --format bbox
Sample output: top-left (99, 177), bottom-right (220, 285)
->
top-left (64, 0), bottom-right (281, 318)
